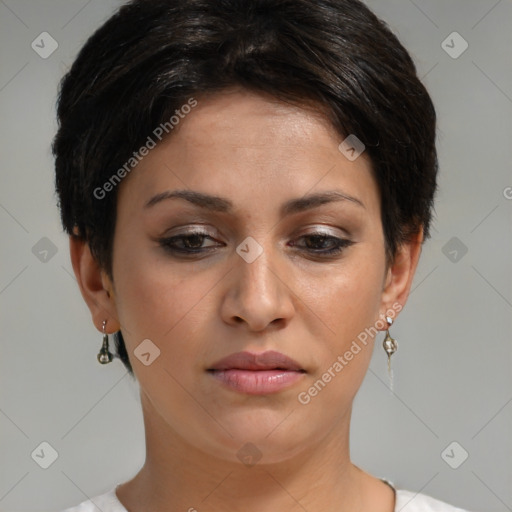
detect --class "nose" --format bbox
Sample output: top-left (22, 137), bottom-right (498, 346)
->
top-left (220, 241), bottom-right (295, 332)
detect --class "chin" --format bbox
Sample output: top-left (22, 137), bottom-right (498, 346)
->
top-left (193, 413), bottom-right (311, 465)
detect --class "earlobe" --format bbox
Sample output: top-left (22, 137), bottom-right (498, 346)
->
top-left (379, 228), bottom-right (423, 323)
top-left (69, 235), bottom-right (121, 333)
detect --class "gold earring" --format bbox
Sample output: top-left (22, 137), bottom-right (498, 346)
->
top-left (382, 316), bottom-right (398, 373)
top-left (97, 320), bottom-right (114, 364)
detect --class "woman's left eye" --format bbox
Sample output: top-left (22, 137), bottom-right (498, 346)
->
top-left (291, 233), bottom-right (354, 256)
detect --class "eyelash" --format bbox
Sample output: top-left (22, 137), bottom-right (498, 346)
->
top-left (158, 230), bottom-right (354, 257)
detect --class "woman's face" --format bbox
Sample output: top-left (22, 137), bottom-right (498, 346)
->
top-left (94, 88), bottom-right (417, 464)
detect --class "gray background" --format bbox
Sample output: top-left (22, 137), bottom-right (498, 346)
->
top-left (0, 0), bottom-right (511, 511)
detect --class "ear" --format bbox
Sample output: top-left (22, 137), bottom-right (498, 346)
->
top-left (378, 228), bottom-right (424, 324)
top-left (69, 233), bottom-right (121, 334)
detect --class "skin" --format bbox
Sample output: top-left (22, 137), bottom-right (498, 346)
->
top-left (70, 87), bottom-right (423, 512)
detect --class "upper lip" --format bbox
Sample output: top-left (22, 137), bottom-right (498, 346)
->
top-left (208, 350), bottom-right (305, 372)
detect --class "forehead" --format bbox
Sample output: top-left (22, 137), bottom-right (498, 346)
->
top-left (116, 88), bottom-right (379, 217)
top-left (179, 89), bottom-right (333, 145)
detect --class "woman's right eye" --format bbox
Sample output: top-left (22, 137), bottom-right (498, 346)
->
top-left (158, 232), bottom-right (222, 254)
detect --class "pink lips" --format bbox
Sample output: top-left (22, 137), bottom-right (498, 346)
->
top-left (207, 350), bottom-right (306, 395)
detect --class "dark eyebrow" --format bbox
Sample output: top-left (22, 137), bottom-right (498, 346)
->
top-left (144, 189), bottom-right (232, 212)
top-left (281, 190), bottom-right (365, 215)
top-left (144, 189), bottom-right (365, 214)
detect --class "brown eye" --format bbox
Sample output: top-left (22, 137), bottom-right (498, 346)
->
top-left (291, 233), bottom-right (354, 256)
top-left (158, 231), bottom-right (221, 254)
top-left (182, 234), bottom-right (207, 249)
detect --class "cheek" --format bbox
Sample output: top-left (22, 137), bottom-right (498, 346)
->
top-left (294, 263), bottom-right (384, 414)
top-left (296, 248), bottom-right (386, 403)
top-left (302, 256), bottom-right (385, 343)
top-left (112, 244), bottom-right (222, 362)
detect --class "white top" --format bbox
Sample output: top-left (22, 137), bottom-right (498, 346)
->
top-left (59, 482), bottom-right (474, 512)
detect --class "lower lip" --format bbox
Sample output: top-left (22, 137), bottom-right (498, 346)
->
top-left (208, 369), bottom-right (305, 395)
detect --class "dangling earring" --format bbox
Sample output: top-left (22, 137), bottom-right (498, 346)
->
top-left (382, 316), bottom-right (398, 389)
top-left (97, 320), bottom-right (114, 364)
